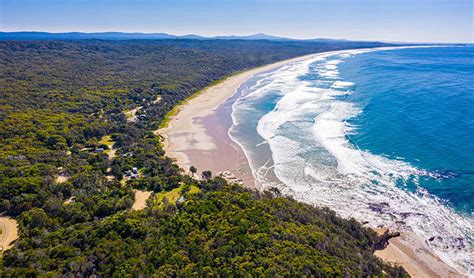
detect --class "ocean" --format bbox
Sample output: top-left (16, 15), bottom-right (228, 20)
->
top-left (229, 46), bottom-right (473, 273)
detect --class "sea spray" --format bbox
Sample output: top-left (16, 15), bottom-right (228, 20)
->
top-left (229, 47), bottom-right (474, 274)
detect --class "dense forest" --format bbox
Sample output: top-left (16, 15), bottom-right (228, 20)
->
top-left (0, 39), bottom-right (405, 276)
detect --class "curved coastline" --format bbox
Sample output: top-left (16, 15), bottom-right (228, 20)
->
top-left (158, 47), bottom-right (400, 182)
top-left (156, 48), bottom-right (355, 185)
top-left (158, 46), bottom-right (466, 277)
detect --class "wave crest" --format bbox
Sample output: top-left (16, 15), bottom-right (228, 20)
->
top-left (230, 48), bottom-right (473, 274)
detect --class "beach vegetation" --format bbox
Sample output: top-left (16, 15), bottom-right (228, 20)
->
top-left (201, 170), bottom-right (213, 180)
top-left (0, 39), bottom-right (401, 275)
top-left (189, 165), bottom-right (197, 177)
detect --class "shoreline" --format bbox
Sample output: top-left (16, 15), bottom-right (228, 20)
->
top-left (374, 232), bottom-right (463, 277)
top-left (157, 47), bottom-right (466, 277)
top-left (156, 50), bottom-right (341, 185)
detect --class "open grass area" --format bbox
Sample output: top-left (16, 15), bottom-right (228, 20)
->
top-left (99, 135), bottom-right (116, 157)
top-left (123, 110), bottom-right (134, 118)
top-left (153, 184), bottom-right (201, 205)
top-left (156, 188), bottom-right (181, 204)
top-left (187, 185), bottom-right (200, 194)
top-left (99, 135), bottom-right (114, 149)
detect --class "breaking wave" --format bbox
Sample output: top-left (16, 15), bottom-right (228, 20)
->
top-left (229, 48), bottom-right (473, 274)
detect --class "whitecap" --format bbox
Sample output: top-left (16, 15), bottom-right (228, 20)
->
top-left (230, 48), bottom-right (474, 274)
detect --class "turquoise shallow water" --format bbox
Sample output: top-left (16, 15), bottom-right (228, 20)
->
top-left (229, 46), bottom-right (473, 273)
top-left (340, 47), bottom-right (474, 214)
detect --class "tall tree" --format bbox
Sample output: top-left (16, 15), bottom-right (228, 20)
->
top-left (201, 170), bottom-right (212, 180)
top-left (189, 166), bottom-right (197, 177)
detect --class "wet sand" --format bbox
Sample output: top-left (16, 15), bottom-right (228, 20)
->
top-left (156, 51), bottom-right (346, 186)
top-left (375, 233), bottom-right (463, 277)
top-left (157, 48), bottom-right (466, 277)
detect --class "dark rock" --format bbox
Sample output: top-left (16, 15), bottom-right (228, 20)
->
top-left (372, 227), bottom-right (400, 251)
top-left (388, 231), bottom-right (400, 239)
top-left (368, 203), bottom-right (388, 213)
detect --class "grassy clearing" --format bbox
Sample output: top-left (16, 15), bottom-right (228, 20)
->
top-left (187, 185), bottom-right (200, 194)
top-left (99, 135), bottom-right (114, 148)
top-left (153, 184), bottom-right (201, 205)
top-left (156, 188), bottom-right (181, 204)
top-left (123, 110), bottom-right (134, 118)
top-left (99, 135), bottom-right (115, 157)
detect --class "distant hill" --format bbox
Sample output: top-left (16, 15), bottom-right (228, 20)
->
top-left (0, 31), bottom-right (353, 42)
top-left (212, 33), bottom-right (289, 41)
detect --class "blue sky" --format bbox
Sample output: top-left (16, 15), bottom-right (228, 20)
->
top-left (1, 0), bottom-right (472, 42)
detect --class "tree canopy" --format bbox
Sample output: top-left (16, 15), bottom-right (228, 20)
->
top-left (0, 39), bottom-right (404, 276)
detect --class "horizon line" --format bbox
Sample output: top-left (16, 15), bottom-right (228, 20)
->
top-left (1, 30), bottom-right (472, 45)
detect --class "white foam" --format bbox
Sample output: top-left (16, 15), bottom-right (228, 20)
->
top-left (332, 81), bottom-right (355, 88)
top-left (230, 48), bottom-right (473, 275)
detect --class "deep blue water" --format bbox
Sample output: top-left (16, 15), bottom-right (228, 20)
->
top-left (229, 46), bottom-right (474, 272)
top-left (340, 47), bottom-right (474, 214)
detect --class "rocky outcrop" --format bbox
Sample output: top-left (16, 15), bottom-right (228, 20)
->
top-left (373, 227), bottom-right (401, 250)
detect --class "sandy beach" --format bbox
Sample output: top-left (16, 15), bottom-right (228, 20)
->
top-left (157, 50), bottom-right (344, 186)
top-left (158, 48), bottom-right (467, 277)
top-left (375, 232), bottom-right (462, 277)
